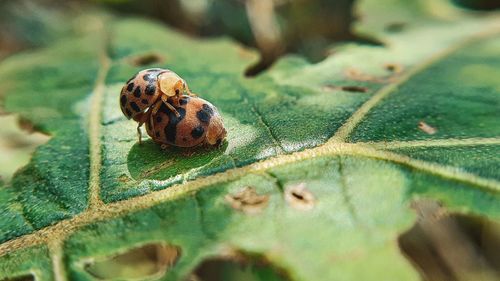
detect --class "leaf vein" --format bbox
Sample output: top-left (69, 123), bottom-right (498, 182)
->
top-left (360, 137), bottom-right (500, 149)
top-left (338, 157), bottom-right (360, 227)
top-left (242, 95), bottom-right (285, 154)
top-left (88, 25), bottom-right (111, 210)
top-left (329, 28), bottom-right (500, 143)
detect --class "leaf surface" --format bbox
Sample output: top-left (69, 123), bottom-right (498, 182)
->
top-left (0, 1), bottom-right (499, 280)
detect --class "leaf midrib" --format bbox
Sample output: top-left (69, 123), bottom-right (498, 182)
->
top-left (1, 140), bottom-right (499, 257)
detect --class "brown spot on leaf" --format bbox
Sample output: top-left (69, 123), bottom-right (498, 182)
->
top-left (345, 64), bottom-right (404, 84)
top-left (341, 85), bottom-right (369, 93)
top-left (385, 22), bottom-right (407, 33)
top-left (385, 63), bottom-right (403, 74)
top-left (17, 117), bottom-right (37, 133)
top-left (418, 121), bottom-right (437, 135)
top-left (322, 85), bottom-right (369, 93)
top-left (225, 186), bottom-right (269, 214)
top-left (118, 174), bottom-right (131, 183)
top-left (285, 183), bottom-right (315, 211)
top-left (345, 68), bottom-right (386, 83)
top-left (129, 53), bottom-right (164, 66)
top-left (83, 243), bottom-right (181, 280)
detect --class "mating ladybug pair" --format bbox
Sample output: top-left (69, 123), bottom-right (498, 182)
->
top-left (120, 68), bottom-right (227, 148)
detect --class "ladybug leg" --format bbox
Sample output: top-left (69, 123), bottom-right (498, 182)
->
top-left (172, 95), bottom-right (181, 107)
top-left (136, 125), bottom-right (142, 144)
top-left (165, 102), bottom-right (180, 117)
top-left (151, 99), bottom-right (163, 116)
top-left (134, 112), bottom-right (150, 145)
top-left (160, 95), bottom-right (180, 117)
top-left (149, 102), bottom-right (161, 136)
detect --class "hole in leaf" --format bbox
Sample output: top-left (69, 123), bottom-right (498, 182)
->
top-left (225, 186), bottom-right (269, 214)
top-left (399, 200), bottom-right (500, 281)
top-left (0, 115), bottom-right (50, 182)
top-left (187, 251), bottom-right (291, 281)
top-left (1, 274), bottom-right (35, 281)
top-left (83, 243), bottom-right (181, 280)
top-left (129, 53), bottom-right (164, 66)
top-left (291, 191), bottom-right (304, 200)
top-left (322, 85), bottom-right (369, 93)
top-left (285, 183), bottom-right (315, 211)
top-left (340, 86), bottom-right (369, 93)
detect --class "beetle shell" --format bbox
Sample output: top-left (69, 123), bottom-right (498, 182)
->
top-left (145, 96), bottom-right (226, 147)
top-left (119, 68), bottom-right (168, 120)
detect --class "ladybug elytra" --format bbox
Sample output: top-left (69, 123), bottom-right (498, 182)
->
top-left (120, 68), bottom-right (226, 147)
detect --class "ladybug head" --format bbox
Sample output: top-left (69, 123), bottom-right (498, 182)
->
top-left (158, 71), bottom-right (185, 97)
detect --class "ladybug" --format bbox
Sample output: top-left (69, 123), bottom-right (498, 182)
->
top-left (119, 68), bottom-right (195, 142)
top-left (145, 96), bottom-right (226, 148)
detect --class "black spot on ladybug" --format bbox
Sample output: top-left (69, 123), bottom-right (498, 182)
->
top-left (120, 95), bottom-right (127, 106)
top-left (143, 74), bottom-right (154, 82)
top-left (125, 108), bottom-right (132, 118)
top-left (191, 126), bottom-right (204, 139)
top-left (160, 103), bottom-right (171, 114)
top-left (133, 86), bottom-right (142, 98)
top-left (196, 104), bottom-right (214, 123)
top-left (202, 104), bottom-right (214, 115)
top-left (179, 96), bottom-right (190, 105)
top-left (130, 102), bottom-right (141, 112)
top-left (145, 83), bottom-right (156, 95)
top-left (156, 116), bottom-right (162, 123)
top-left (162, 105), bottom-right (186, 143)
top-left (127, 82), bottom-right (134, 92)
top-left (141, 99), bottom-right (149, 105)
top-left (182, 137), bottom-right (188, 142)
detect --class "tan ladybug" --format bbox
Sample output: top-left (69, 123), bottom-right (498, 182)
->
top-left (145, 96), bottom-right (227, 148)
top-left (119, 68), bottom-right (196, 142)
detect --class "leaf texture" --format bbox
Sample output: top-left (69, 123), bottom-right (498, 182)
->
top-left (0, 0), bottom-right (499, 280)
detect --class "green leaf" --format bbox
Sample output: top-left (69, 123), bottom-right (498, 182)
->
top-left (0, 0), bottom-right (499, 280)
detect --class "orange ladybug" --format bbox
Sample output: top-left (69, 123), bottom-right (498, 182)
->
top-left (145, 96), bottom-right (227, 148)
top-left (119, 68), bottom-right (196, 142)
